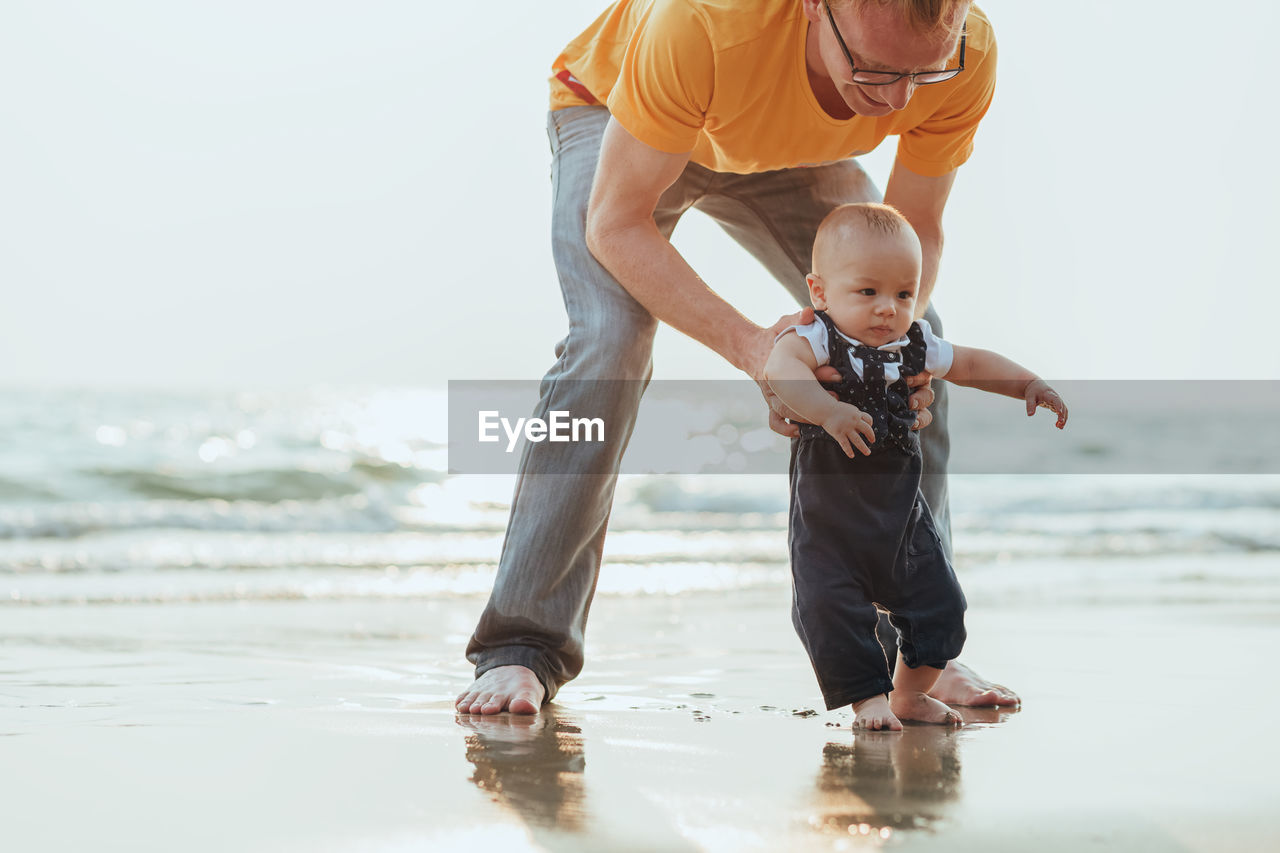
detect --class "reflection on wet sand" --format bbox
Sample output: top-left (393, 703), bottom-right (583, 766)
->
top-left (456, 704), bottom-right (1019, 848)
top-left (810, 707), bottom-right (1017, 839)
top-left (457, 708), bottom-right (702, 851)
top-left (457, 708), bottom-right (587, 832)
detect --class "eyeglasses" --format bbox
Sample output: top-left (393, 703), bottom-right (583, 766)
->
top-left (822, 0), bottom-right (966, 86)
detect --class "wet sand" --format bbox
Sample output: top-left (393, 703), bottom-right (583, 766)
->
top-left (3, 574), bottom-right (1277, 852)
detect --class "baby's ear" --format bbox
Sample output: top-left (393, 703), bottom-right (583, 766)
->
top-left (806, 273), bottom-right (826, 309)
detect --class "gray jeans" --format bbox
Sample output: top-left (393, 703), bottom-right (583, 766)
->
top-left (466, 105), bottom-right (952, 700)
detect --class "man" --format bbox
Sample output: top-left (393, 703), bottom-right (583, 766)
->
top-left (457, 0), bottom-right (1019, 715)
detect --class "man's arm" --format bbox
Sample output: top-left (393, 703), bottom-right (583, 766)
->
top-left (585, 118), bottom-right (778, 377)
top-left (883, 160), bottom-right (958, 316)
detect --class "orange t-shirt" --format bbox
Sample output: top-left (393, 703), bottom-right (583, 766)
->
top-left (550, 0), bottom-right (996, 176)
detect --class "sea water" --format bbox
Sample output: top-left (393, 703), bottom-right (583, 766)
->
top-left (2, 387), bottom-right (1277, 608)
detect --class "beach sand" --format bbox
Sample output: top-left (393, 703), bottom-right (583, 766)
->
top-left (3, 570), bottom-right (1278, 852)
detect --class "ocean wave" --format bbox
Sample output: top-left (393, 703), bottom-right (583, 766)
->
top-left (4, 553), bottom-right (1279, 607)
top-left (0, 562), bottom-right (791, 605)
top-left (85, 459), bottom-right (441, 502)
top-left (1, 515), bottom-right (1278, 579)
top-left (624, 479), bottom-right (787, 514)
top-left (618, 475), bottom-right (1280, 518)
top-left (0, 495), bottom-right (404, 540)
top-left (0, 475), bottom-right (60, 502)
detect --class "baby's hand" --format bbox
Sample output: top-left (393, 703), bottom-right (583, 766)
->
top-left (822, 402), bottom-right (876, 457)
top-left (1024, 380), bottom-right (1068, 429)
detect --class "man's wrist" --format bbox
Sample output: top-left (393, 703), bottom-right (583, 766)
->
top-left (729, 323), bottom-right (768, 375)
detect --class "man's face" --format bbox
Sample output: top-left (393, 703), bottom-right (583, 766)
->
top-left (809, 0), bottom-right (965, 116)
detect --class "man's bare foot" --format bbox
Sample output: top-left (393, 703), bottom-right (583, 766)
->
top-left (852, 694), bottom-right (903, 731)
top-left (889, 690), bottom-right (962, 726)
top-left (455, 665), bottom-right (545, 715)
top-left (928, 660), bottom-right (1020, 707)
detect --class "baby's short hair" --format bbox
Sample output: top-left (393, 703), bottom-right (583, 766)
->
top-left (817, 202), bottom-right (910, 239)
top-left (812, 202), bottom-right (912, 269)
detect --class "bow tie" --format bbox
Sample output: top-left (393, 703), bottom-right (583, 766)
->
top-left (853, 345), bottom-right (900, 364)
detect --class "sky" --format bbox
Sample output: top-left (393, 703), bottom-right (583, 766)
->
top-left (2, 0), bottom-right (1278, 390)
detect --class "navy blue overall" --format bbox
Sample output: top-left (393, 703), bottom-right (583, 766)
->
top-left (788, 311), bottom-right (967, 710)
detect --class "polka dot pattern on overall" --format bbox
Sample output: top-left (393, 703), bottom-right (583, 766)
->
top-left (853, 346), bottom-right (902, 444)
top-left (799, 311), bottom-right (927, 455)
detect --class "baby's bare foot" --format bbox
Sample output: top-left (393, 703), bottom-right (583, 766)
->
top-left (852, 694), bottom-right (903, 731)
top-left (455, 665), bottom-right (546, 715)
top-left (889, 690), bottom-right (963, 726)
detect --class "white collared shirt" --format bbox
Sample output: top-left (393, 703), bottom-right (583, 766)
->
top-left (777, 318), bottom-right (954, 383)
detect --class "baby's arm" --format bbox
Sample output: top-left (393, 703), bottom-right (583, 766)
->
top-left (764, 333), bottom-right (877, 456)
top-left (945, 346), bottom-right (1069, 429)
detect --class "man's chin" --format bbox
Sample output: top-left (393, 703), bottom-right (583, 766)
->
top-left (852, 97), bottom-right (894, 117)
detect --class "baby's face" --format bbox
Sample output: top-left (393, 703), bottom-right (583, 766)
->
top-left (808, 229), bottom-right (921, 347)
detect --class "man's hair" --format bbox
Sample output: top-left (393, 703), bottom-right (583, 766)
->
top-left (832, 0), bottom-right (969, 37)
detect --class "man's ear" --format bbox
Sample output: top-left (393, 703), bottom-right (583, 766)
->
top-left (806, 273), bottom-right (827, 310)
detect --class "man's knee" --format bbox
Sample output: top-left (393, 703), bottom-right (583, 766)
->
top-left (561, 302), bottom-right (657, 381)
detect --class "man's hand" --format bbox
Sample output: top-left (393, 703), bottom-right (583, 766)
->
top-left (1024, 380), bottom-right (1068, 429)
top-left (752, 309), bottom-right (940, 437)
top-left (751, 307), bottom-right (828, 437)
top-left (822, 401), bottom-right (877, 458)
top-left (904, 372), bottom-right (936, 430)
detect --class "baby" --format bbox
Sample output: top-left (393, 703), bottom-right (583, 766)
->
top-left (764, 202), bottom-right (1067, 731)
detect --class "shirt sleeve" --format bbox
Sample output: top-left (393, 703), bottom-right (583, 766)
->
top-left (915, 319), bottom-right (954, 378)
top-left (894, 26), bottom-right (997, 176)
top-left (776, 322), bottom-right (830, 367)
top-left (605, 0), bottom-right (713, 154)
